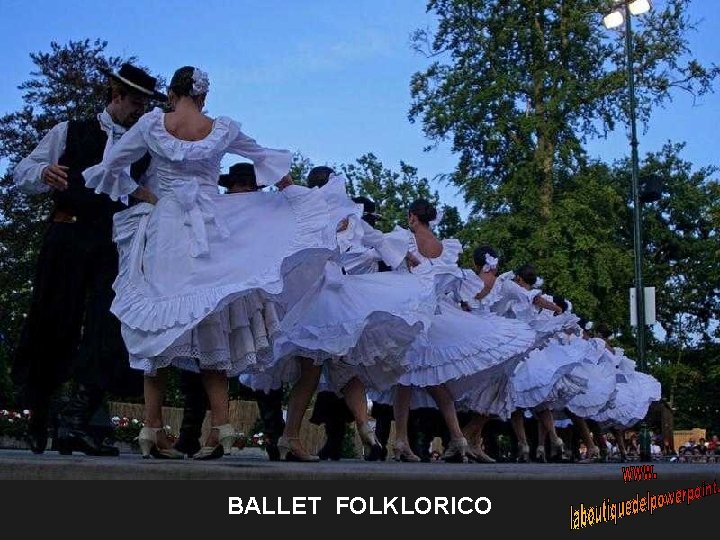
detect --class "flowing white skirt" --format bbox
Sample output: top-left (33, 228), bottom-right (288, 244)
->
top-left (112, 185), bottom-right (349, 376)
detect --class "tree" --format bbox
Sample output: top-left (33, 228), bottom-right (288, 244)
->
top-left (410, 0), bottom-right (718, 225)
top-left (341, 153), bottom-right (461, 236)
top-left (0, 40), bottom-right (153, 404)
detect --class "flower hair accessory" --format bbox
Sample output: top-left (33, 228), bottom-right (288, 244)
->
top-left (482, 254), bottom-right (499, 273)
top-left (191, 68), bottom-right (210, 96)
top-left (429, 208), bottom-right (444, 229)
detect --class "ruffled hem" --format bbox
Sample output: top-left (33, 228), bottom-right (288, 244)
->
top-left (399, 309), bottom-right (536, 387)
top-left (129, 294), bottom-right (282, 376)
top-left (323, 359), bottom-right (406, 394)
top-left (368, 387), bottom-right (439, 410)
top-left (274, 312), bottom-right (427, 369)
top-left (515, 374), bottom-right (588, 411)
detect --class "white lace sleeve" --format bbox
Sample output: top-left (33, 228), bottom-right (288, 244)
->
top-left (83, 117), bottom-right (149, 201)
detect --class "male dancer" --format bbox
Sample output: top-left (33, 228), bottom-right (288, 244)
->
top-left (12, 64), bottom-right (165, 455)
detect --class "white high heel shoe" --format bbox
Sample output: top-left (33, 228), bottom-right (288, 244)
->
top-left (357, 423), bottom-right (382, 458)
top-left (468, 442), bottom-right (496, 464)
top-left (193, 424), bottom-right (237, 460)
top-left (393, 440), bottom-right (421, 462)
top-left (442, 437), bottom-right (472, 463)
top-left (517, 442), bottom-right (530, 463)
top-left (277, 436), bottom-right (320, 462)
top-left (138, 427), bottom-right (184, 459)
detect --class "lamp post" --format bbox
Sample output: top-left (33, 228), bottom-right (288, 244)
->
top-left (603, 0), bottom-right (652, 462)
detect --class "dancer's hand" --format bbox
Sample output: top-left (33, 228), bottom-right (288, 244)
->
top-left (405, 252), bottom-right (420, 268)
top-left (275, 174), bottom-right (293, 191)
top-left (131, 186), bottom-right (158, 205)
top-left (42, 164), bottom-right (69, 190)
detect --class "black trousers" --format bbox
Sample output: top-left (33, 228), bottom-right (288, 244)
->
top-left (12, 222), bottom-right (140, 412)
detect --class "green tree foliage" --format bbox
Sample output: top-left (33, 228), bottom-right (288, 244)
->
top-left (410, 0), bottom-right (718, 222)
top-left (341, 153), bottom-right (442, 233)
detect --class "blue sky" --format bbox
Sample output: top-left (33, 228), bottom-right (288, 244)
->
top-left (1, 0), bottom-right (718, 218)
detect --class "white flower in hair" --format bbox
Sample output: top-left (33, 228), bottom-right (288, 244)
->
top-left (482, 253), bottom-right (499, 273)
top-left (429, 208), bottom-right (444, 229)
top-left (191, 68), bottom-right (210, 96)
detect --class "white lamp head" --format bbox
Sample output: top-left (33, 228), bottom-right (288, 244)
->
top-left (629, 0), bottom-right (652, 15)
top-left (603, 9), bottom-right (624, 29)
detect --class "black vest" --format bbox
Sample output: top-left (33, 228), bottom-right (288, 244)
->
top-left (55, 119), bottom-right (150, 229)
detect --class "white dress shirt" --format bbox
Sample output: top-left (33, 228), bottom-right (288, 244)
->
top-left (13, 109), bottom-right (128, 195)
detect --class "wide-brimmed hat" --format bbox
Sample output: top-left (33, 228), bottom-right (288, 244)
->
top-left (352, 196), bottom-right (383, 224)
top-left (219, 162), bottom-right (258, 190)
top-left (107, 63), bottom-right (167, 102)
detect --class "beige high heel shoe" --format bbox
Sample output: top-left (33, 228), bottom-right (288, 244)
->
top-left (442, 437), bottom-right (472, 463)
top-left (138, 427), bottom-right (185, 459)
top-left (467, 442), bottom-right (496, 464)
top-left (193, 424), bottom-right (237, 460)
top-left (536, 444), bottom-right (547, 463)
top-left (550, 437), bottom-right (565, 461)
top-left (393, 441), bottom-right (421, 462)
top-left (277, 436), bottom-right (320, 462)
top-left (357, 423), bottom-right (383, 458)
top-left (517, 442), bottom-right (530, 463)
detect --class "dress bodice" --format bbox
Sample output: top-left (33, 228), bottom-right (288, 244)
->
top-left (83, 107), bottom-right (291, 203)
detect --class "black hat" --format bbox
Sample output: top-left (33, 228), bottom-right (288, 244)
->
top-left (108, 63), bottom-right (167, 102)
top-left (219, 162), bottom-right (258, 190)
top-left (306, 166), bottom-right (335, 188)
top-left (352, 196), bottom-right (382, 225)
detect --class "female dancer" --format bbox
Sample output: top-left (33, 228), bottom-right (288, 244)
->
top-left (83, 66), bottom-right (355, 459)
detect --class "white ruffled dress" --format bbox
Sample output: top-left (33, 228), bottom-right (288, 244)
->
top-left (447, 269), bottom-right (537, 419)
top-left (83, 108), bottom-right (352, 376)
top-left (590, 349), bottom-right (661, 428)
top-left (247, 187), bottom-right (438, 393)
top-left (558, 336), bottom-right (618, 419)
top-left (370, 232), bottom-right (536, 410)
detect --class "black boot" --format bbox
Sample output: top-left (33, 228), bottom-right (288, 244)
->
top-left (367, 402), bottom-right (392, 462)
top-left (318, 421), bottom-right (345, 461)
top-left (56, 384), bottom-right (119, 456)
top-left (257, 389), bottom-right (285, 461)
top-left (27, 405), bottom-right (49, 455)
top-left (174, 372), bottom-right (207, 457)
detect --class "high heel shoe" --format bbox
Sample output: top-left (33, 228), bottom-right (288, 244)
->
top-left (467, 442), bottom-right (496, 464)
top-left (536, 444), bottom-right (547, 463)
top-left (517, 442), bottom-right (530, 463)
top-left (358, 423), bottom-right (383, 459)
top-left (193, 424), bottom-right (237, 460)
top-left (442, 437), bottom-right (471, 463)
top-left (138, 427), bottom-right (185, 459)
top-left (393, 441), bottom-right (421, 462)
top-left (277, 436), bottom-right (319, 462)
top-left (550, 437), bottom-right (566, 462)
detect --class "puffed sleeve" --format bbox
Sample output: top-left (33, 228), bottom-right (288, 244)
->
top-left (13, 122), bottom-right (68, 194)
top-left (83, 116), bottom-right (150, 201)
top-left (226, 124), bottom-right (291, 186)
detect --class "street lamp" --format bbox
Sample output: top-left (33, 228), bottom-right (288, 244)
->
top-left (603, 0), bottom-right (653, 462)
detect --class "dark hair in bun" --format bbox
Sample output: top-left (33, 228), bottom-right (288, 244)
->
top-left (168, 66), bottom-right (197, 97)
top-left (515, 264), bottom-right (537, 287)
top-left (408, 199), bottom-right (437, 226)
top-left (472, 245), bottom-right (498, 267)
